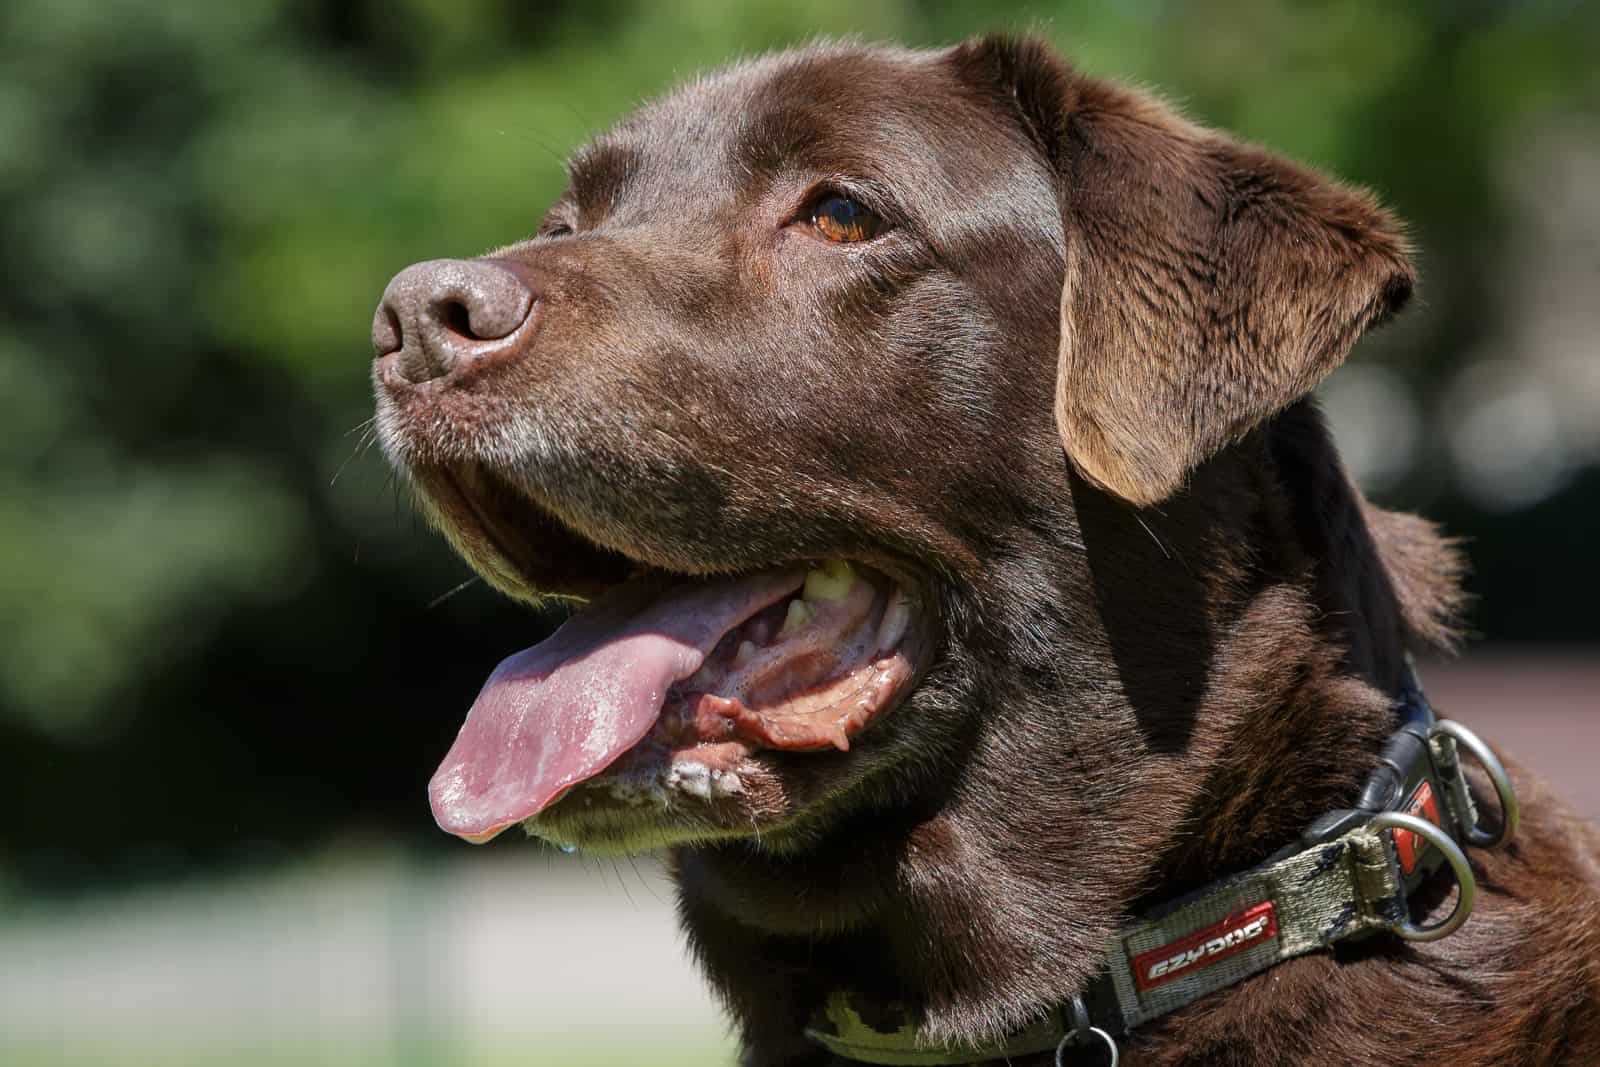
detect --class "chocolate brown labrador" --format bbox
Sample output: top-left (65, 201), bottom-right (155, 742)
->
top-left (371, 35), bottom-right (1600, 1066)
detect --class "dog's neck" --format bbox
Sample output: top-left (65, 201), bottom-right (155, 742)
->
top-left (675, 664), bottom-right (1396, 1063)
top-left (673, 405), bottom-right (1448, 1063)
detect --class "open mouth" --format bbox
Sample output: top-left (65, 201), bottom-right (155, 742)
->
top-left (418, 464), bottom-right (931, 844)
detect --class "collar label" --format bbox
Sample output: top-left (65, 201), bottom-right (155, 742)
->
top-left (1132, 901), bottom-right (1279, 991)
top-left (1393, 779), bottom-right (1441, 875)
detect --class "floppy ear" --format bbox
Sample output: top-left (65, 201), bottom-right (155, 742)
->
top-left (952, 36), bottom-right (1415, 506)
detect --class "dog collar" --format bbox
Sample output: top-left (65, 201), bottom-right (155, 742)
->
top-left (805, 665), bottom-right (1520, 1065)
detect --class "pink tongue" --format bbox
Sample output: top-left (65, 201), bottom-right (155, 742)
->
top-left (429, 568), bottom-right (804, 842)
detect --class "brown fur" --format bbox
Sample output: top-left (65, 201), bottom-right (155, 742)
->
top-left (372, 35), bottom-right (1600, 1066)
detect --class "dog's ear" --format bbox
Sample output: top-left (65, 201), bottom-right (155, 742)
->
top-left (950, 36), bottom-right (1415, 506)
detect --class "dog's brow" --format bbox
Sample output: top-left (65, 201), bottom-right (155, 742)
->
top-left (736, 106), bottom-right (828, 177)
top-left (567, 140), bottom-right (642, 212)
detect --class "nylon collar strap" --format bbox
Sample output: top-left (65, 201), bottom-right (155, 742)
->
top-left (805, 665), bottom-right (1520, 1065)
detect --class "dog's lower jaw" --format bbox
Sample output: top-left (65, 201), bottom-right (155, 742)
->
top-left (669, 592), bottom-right (1420, 1062)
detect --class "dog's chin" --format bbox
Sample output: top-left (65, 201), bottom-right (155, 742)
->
top-left (397, 456), bottom-right (939, 853)
top-left (520, 742), bottom-right (781, 855)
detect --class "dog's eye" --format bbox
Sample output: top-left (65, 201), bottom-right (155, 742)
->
top-left (811, 195), bottom-right (883, 243)
top-left (541, 222), bottom-right (574, 239)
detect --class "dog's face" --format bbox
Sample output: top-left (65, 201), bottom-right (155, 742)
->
top-left (372, 38), bottom-right (1412, 870)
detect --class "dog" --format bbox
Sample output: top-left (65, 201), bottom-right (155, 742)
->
top-left (370, 35), bottom-right (1600, 1066)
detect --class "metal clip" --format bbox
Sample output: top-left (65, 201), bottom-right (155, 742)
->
top-left (1429, 719), bottom-right (1518, 849)
top-left (1369, 810), bottom-right (1476, 941)
top-left (1056, 995), bottom-right (1118, 1067)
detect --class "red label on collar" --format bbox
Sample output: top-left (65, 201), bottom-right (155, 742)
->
top-left (1132, 901), bottom-right (1279, 992)
top-left (1393, 780), bottom-right (1441, 876)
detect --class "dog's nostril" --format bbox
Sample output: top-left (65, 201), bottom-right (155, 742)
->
top-left (371, 300), bottom-right (401, 357)
top-left (377, 306), bottom-right (403, 355)
top-left (431, 279), bottom-right (534, 344)
top-left (439, 299), bottom-right (478, 340)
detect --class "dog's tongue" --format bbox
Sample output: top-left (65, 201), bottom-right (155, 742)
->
top-left (429, 568), bottom-right (803, 843)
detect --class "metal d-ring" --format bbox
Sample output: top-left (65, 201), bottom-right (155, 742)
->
top-left (1430, 719), bottom-right (1519, 849)
top-left (1055, 1026), bottom-right (1118, 1067)
top-left (1057, 996), bottom-right (1118, 1067)
top-left (1369, 810), bottom-right (1477, 942)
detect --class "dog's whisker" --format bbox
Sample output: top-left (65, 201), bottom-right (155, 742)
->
top-left (425, 575), bottom-right (481, 611)
top-left (610, 858), bottom-right (637, 910)
top-left (344, 415), bottom-right (378, 439)
top-left (1133, 514), bottom-right (1173, 562)
top-left (623, 853), bottom-right (663, 906)
top-left (328, 433), bottom-right (377, 488)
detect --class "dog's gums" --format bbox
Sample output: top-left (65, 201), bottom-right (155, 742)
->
top-left (664, 559), bottom-right (919, 752)
top-left (426, 543), bottom-right (930, 844)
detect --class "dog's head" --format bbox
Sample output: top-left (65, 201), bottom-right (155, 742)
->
top-left (372, 37), bottom-right (1413, 871)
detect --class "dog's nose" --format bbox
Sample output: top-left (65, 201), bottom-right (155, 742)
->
top-left (372, 258), bottom-right (535, 383)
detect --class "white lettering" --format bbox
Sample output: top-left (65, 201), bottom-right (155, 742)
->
top-left (1144, 915), bottom-right (1274, 982)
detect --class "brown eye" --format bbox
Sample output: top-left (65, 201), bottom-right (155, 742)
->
top-left (811, 194), bottom-right (883, 243)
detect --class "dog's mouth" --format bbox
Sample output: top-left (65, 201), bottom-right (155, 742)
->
top-left (416, 463), bottom-right (931, 844)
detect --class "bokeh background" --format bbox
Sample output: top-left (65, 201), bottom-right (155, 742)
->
top-left (3, 1), bottom-right (1597, 1064)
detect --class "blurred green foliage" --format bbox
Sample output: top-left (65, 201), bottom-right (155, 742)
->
top-left (1, 0), bottom-right (1597, 876)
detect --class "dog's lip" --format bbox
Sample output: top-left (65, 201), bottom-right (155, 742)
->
top-left (409, 459), bottom-right (939, 843)
top-left (527, 571), bottom-right (937, 844)
top-left (429, 566), bottom-right (811, 842)
top-left (414, 462), bottom-right (634, 600)
top-left (653, 559), bottom-right (924, 750)
top-left (429, 557), bottom-right (932, 843)
top-left (572, 583), bottom-right (933, 773)
top-left (418, 458), bottom-right (934, 609)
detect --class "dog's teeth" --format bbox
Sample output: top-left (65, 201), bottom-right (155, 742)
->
top-left (802, 558), bottom-right (855, 602)
top-left (667, 761), bottom-right (743, 801)
top-left (669, 762), bottom-right (714, 799)
top-left (779, 598), bottom-right (814, 635)
top-left (734, 639), bottom-right (757, 665)
top-left (877, 594), bottom-right (911, 651)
